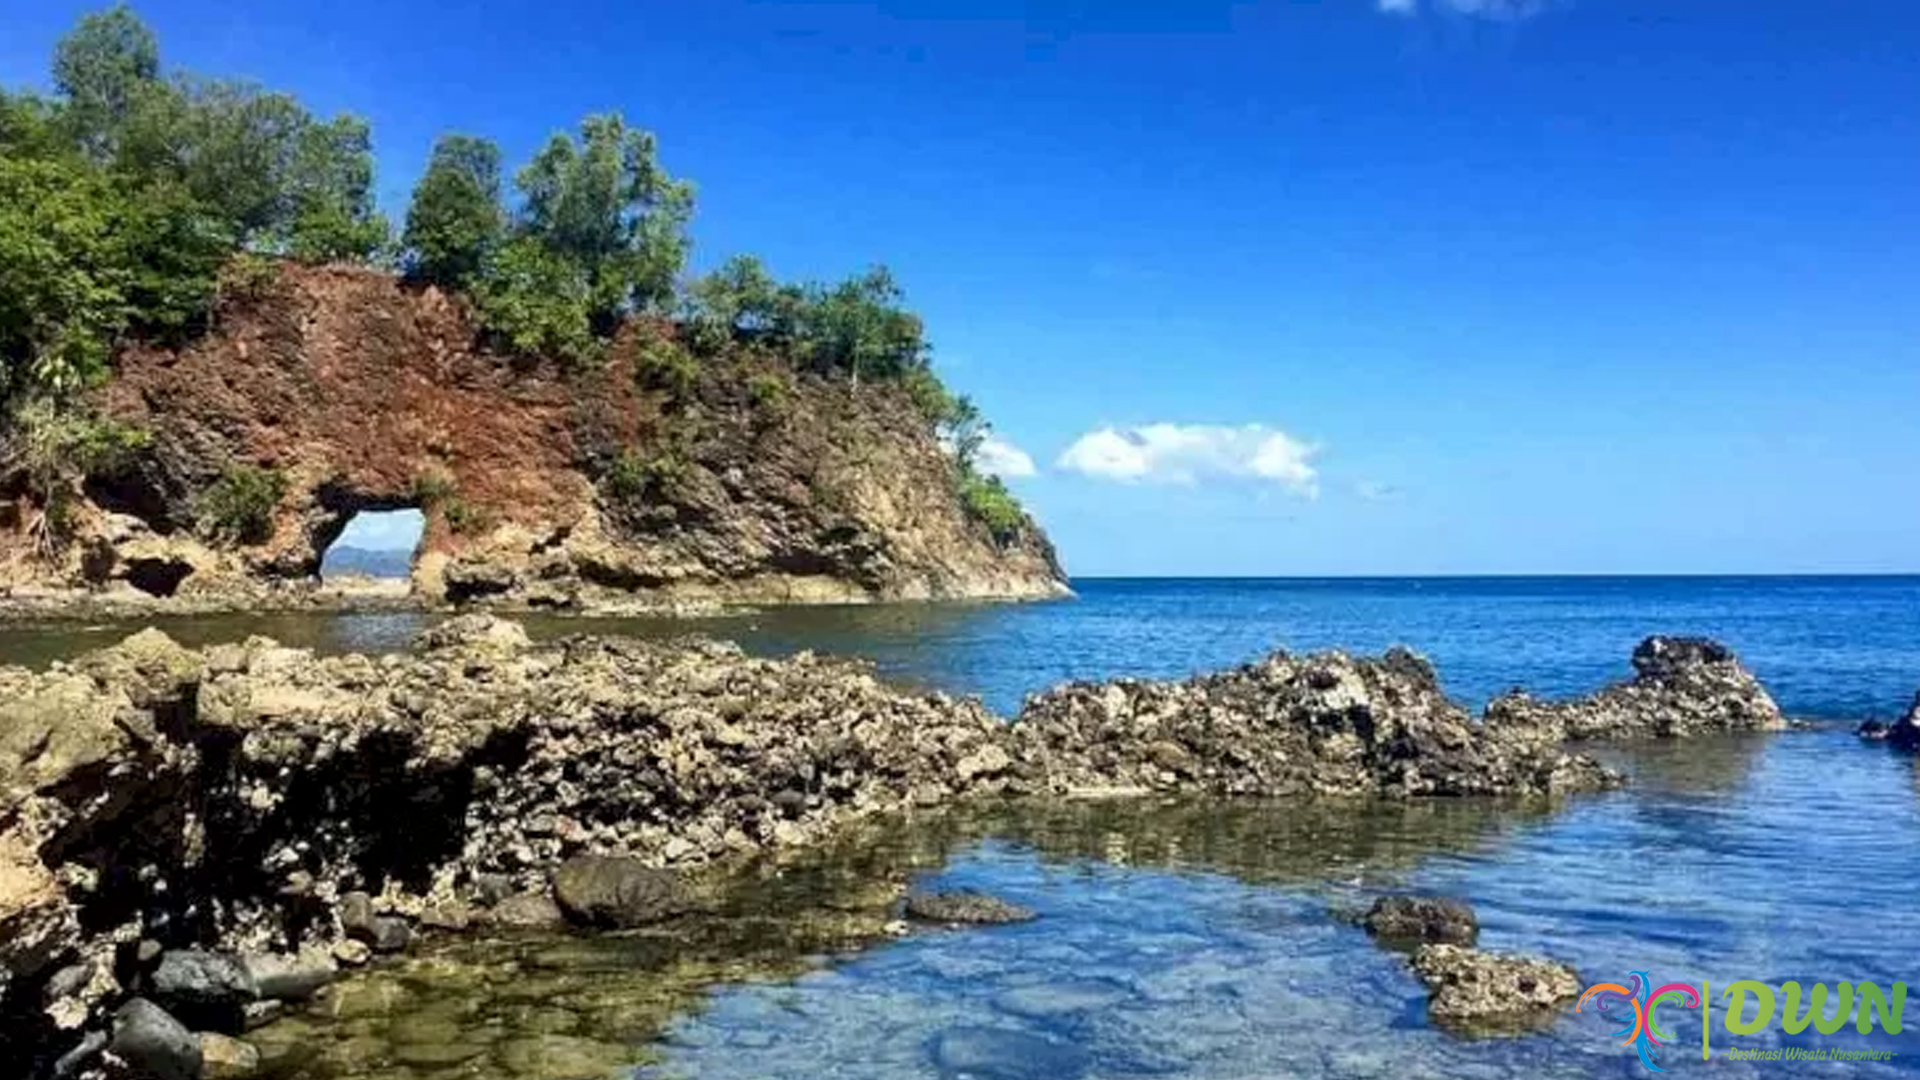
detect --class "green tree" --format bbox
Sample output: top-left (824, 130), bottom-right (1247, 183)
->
top-left (402, 134), bottom-right (506, 287)
top-left (51, 3), bottom-right (159, 160)
top-left (111, 73), bottom-right (315, 250)
top-left (285, 113), bottom-right (389, 263)
top-left (116, 173), bottom-right (229, 337)
top-left (792, 266), bottom-right (927, 384)
top-left (0, 154), bottom-right (132, 401)
top-left (515, 113), bottom-right (693, 325)
top-left (683, 254), bottom-right (784, 353)
top-left (0, 90), bottom-right (71, 161)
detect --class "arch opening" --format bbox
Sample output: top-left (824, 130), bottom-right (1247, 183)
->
top-left (319, 508), bottom-right (425, 583)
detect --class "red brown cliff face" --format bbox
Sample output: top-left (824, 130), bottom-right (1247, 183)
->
top-left (1, 264), bottom-right (1067, 610)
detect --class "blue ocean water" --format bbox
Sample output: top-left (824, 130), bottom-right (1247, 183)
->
top-left (683, 575), bottom-right (1920, 717)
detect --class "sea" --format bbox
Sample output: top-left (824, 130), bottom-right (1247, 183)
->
top-left (6, 575), bottom-right (1919, 1079)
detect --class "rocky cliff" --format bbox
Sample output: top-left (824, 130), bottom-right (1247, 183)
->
top-left (0, 264), bottom-right (1067, 612)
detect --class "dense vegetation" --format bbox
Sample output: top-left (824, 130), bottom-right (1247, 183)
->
top-left (0, 5), bottom-right (1029, 545)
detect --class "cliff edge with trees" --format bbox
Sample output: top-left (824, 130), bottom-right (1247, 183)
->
top-left (0, 6), bottom-right (1066, 611)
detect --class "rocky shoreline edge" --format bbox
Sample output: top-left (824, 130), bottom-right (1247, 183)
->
top-left (2, 618), bottom-right (1785, 1078)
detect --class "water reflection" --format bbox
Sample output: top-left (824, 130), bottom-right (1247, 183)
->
top-left (249, 796), bottom-right (1568, 1080)
top-left (1587, 733), bottom-right (1774, 798)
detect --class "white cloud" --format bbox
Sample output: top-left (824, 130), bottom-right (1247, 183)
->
top-left (1056, 423), bottom-right (1320, 497)
top-left (1377, 0), bottom-right (1417, 13)
top-left (976, 434), bottom-right (1037, 479)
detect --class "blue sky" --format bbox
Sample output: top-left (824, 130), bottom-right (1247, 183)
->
top-left (6, 0), bottom-right (1918, 574)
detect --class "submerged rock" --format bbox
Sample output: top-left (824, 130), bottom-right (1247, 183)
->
top-left (197, 1032), bottom-right (261, 1080)
top-left (238, 950), bottom-right (334, 1003)
top-left (929, 1026), bottom-right (1088, 1080)
top-left (1408, 944), bottom-right (1580, 1028)
top-left (904, 891), bottom-right (1036, 926)
top-left (487, 891), bottom-right (566, 929)
top-left (1362, 896), bottom-right (1478, 947)
top-left (1484, 636), bottom-right (1785, 741)
top-left (553, 856), bottom-right (693, 928)
top-left (109, 998), bottom-right (202, 1080)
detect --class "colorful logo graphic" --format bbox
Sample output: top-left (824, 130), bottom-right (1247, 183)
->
top-left (1578, 974), bottom-right (1907, 1073)
top-left (1577, 972), bottom-right (1700, 1073)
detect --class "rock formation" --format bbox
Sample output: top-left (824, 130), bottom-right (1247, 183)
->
top-left (1009, 646), bottom-right (1620, 797)
top-left (1859, 691), bottom-right (1920, 751)
top-left (1408, 944), bottom-right (1581, 1029)
top-left (902, 891), bottom-right (1036, 926)
top-left (0, 264), bottom-right (1066, 613)
top-left (0, 617), bottom-right (1635, 1073)
top-left (0, 622), bottom-right (1795, 1074)
top-left (1361, 895), bottom-right (1478, 947)
top-left (1482, 635), bottom-right (1785, 741)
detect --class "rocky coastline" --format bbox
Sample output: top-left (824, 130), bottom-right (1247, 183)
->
top-left (0, 621), bottom-right (1784, 1078)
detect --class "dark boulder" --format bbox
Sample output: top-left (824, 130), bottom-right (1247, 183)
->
top-left (552, 856), bottom-right (692, 928)
top-left (1879, 692), bottom-right (1920, 752)
top-left (109, 998), bottom-right (203, 1080)
top-left (905, 891), bottom-right (1036, 926)
top-left (336, 891), bottom-right (412, 953)
top-left (149, 951), bottom-right (256, 1030)
top-left (1362, 896), bottom-right (1477, 947)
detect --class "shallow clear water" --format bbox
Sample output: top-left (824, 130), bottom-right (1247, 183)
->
top-left (9, 577), bottom-right (1920, 1078)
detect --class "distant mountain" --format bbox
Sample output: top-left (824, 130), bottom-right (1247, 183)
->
top-left (320, 546), bottom-right (413, 580)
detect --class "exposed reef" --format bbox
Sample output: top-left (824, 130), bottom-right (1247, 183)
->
top-left (1009, 646), bottom-right (1619, 797)
top-left (1482, 635), bottom-right (1785, 741)
top-left (0, 624), bottom-right (1783, 1076)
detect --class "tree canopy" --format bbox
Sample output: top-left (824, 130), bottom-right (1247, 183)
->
top-left (403, 134), bottom-right (505, 288)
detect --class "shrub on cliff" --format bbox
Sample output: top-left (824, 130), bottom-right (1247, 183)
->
top-left (0, 399), bottom-right (149, 555)
top-left (604, 448), bottom-right (684, 504)
top-left (636, 334), bottom-right (699, 398)
top-left (958, 470), bottom-right (1026, 544)
top-left (471, 237), bottom-right (599, 365)
top-left (197, 464), bottom-right (285, 544)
